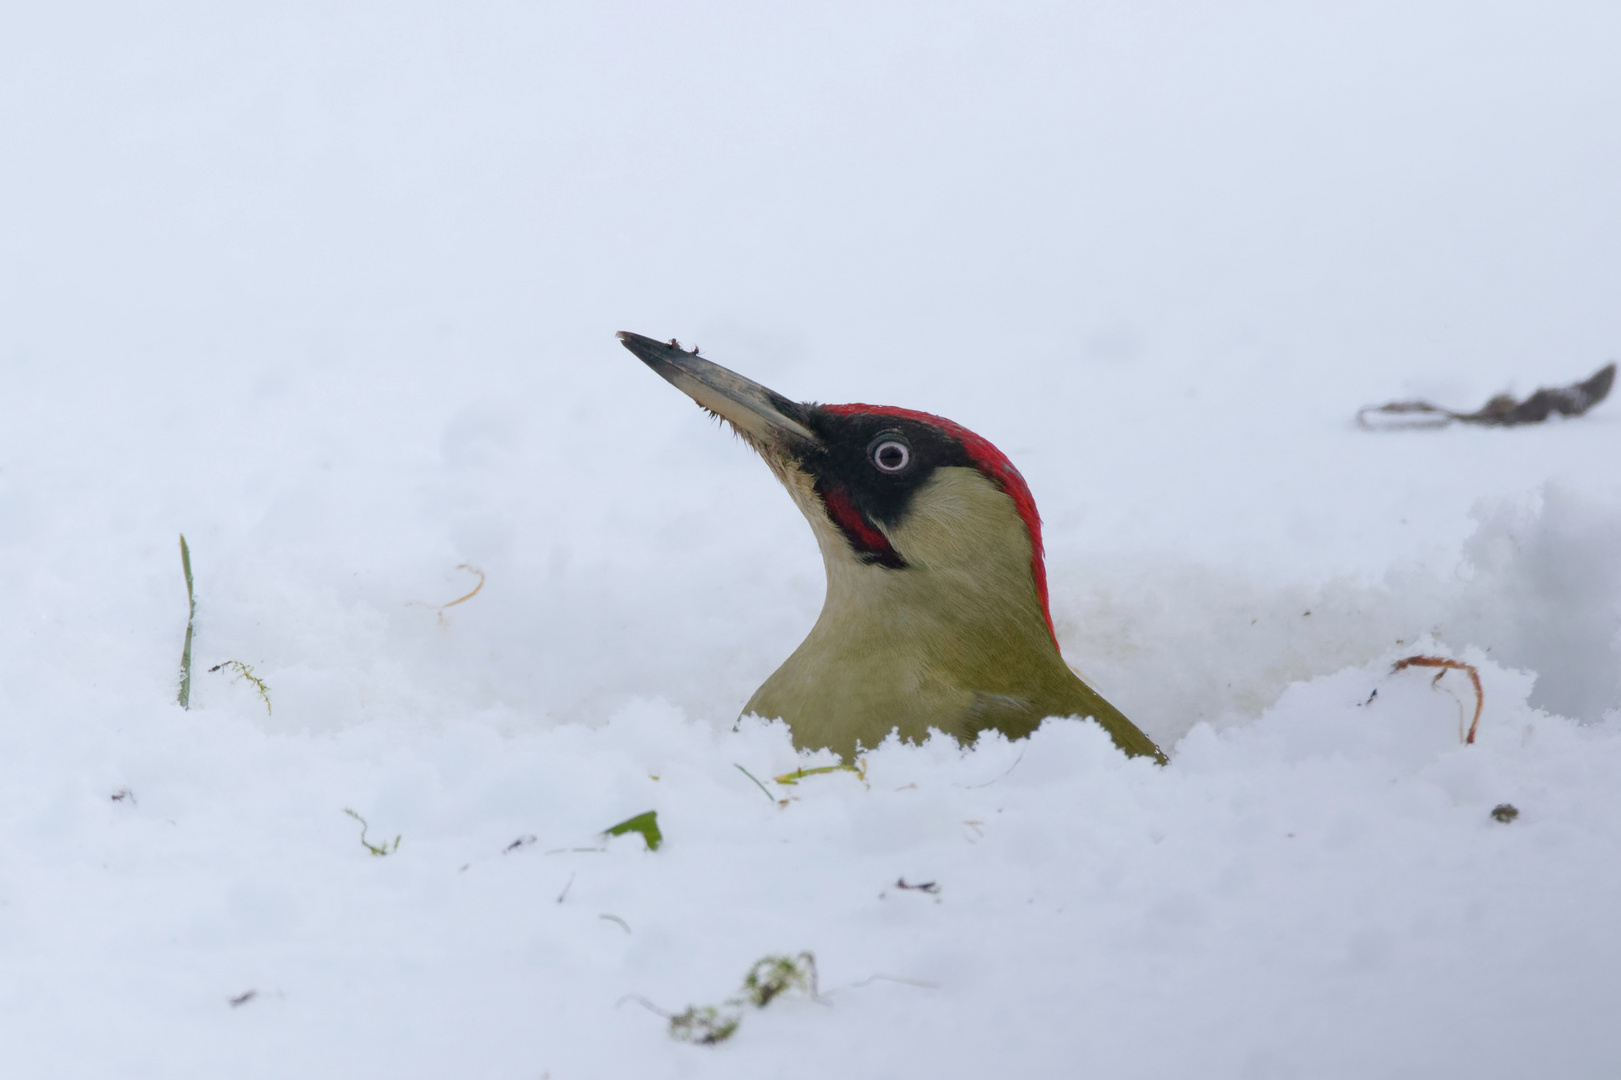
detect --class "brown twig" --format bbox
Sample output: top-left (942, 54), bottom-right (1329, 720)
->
top-left (408, 564), bottom-right (487, 626)
top-left (1391, 655), bottom-right (1484, 744)
top-left (439, 564), bottom-right (485, 609)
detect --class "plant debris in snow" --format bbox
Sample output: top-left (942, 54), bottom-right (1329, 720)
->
top-left (775, 760), bottom-right (867, 786)
top-left (733, 763), bottom-right (776, 802)
top-left (176, 534), bottom-right (196, 708)
top-left (207, 660), bottom-right (272, 715)
top-left (1357, 362), bottom-right (1615, 429)
top-left (631, 952), bottom-right (820, 1045)
top-left (437, 563), bottom-right (485, 610)
top-left (343, 808), bottom-right (400, 857)
top-left (1492, 803), bottom-right (1521, 823)
top-left (602, 810), bottom-right (662, 851)
top-left (1390, 655), bottom-right (1485, 744)
top-left (667, 1005), bottom-right (741, 1045)
top-left (741, 953), bottom-right (820, 1007)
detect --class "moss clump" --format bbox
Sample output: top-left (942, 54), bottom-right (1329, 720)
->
top-left (661, 952), bottom-right (820, 1045)
top-left (668, 1005), bottom-right (742, 1045)
top-left (742, 954), bottom-right (816, 1008)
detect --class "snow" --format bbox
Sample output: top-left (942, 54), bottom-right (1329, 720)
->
top-left (4, 3), bottom-right (1621, 1076)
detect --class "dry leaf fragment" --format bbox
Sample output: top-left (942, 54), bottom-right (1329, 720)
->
top-left (1358, 362), bottom-right (1614, 430)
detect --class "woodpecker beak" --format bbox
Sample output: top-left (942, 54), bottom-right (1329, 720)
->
top-left (617, 331), bottom-right (822, 450)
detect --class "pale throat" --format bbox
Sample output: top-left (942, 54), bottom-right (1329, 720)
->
top-left (783, 465), bottom-right (1051, 648)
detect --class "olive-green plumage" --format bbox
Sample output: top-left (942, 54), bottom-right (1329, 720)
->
top-left (617, 331), bottom-right (1165, 765)
top-left (751, 464), bottom-right (1164, 762)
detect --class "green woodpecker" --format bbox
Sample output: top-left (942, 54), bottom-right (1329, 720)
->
top-left (619, 331), bottom-right (1165, 765)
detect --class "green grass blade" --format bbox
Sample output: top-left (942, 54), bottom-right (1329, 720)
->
top-left (177, 534), bottom-right (195, 708)
top-left (773, 761), bottom-right (864, 785)
top-left (733, 764), bottom-right (776, 802)
top-left (602, 810), bottom-right (662, 851)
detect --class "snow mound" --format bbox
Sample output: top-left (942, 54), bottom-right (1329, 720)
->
top-left (4, 647), bottom-right (1617, 1078)
top-left (1057, 486), bottom-right (1621, 744)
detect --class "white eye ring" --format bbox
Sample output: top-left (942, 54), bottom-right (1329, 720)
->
top-left (872, 439), bottom-right (910, 472)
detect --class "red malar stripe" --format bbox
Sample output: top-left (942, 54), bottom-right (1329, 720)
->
top-left (820, 483), bottom-right (903, 565)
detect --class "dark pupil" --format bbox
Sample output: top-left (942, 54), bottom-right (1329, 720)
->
top-left (877, 443), bottom-right (906, 469)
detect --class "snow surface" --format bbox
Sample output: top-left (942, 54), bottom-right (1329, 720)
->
top-left (4, 3), bottom-right (1621, 1077)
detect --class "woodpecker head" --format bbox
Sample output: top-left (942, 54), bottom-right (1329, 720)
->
top-left (618, 331), bottom-right (1164, 764)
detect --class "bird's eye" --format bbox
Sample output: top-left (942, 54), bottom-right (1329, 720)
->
top-left (871, 439), bottom-right (911, 472)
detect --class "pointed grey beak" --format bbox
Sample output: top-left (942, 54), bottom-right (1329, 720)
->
top-left (617, 331), bottom-right (822, 448)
